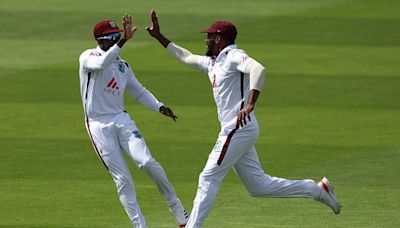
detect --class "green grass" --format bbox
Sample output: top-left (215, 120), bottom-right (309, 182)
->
top-left (0, 0), bottom-right (399, 227)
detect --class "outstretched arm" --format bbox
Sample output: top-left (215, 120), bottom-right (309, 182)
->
top-left (125, 69), bottom-right (177, 121)
top-left (146, 9), bottom-right (204, 70)
top-left (145, 9), bottom-right (171, 47)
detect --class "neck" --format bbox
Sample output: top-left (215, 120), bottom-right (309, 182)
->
top-left (216, 43), bottom-right (230, 55)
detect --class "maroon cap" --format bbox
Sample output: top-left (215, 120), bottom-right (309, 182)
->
top-left (202, 21), bottom-right (237, 40)
top-left (93, 20), bottom-right (123, 38)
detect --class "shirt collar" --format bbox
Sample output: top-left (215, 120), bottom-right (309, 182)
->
top-left (95, 45), bottom-right (105, 54)
top-left (216, 44), bottom-right (237, 61)
top-left (95, 45), bottom-right (120, 60)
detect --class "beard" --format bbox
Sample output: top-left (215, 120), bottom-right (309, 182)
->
top-left (205, 42), bottom-right (215, 57)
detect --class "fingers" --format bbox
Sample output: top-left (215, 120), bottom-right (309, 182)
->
top-left (167, 108), bottom-right (178, 121)
top-left (151, 8), bottom-right (158, 23)
top-left (171, 114), bottom-right (178, 122)
top-left (236, 110), bottom-right (251, 128)
top-left (161, 107), bottom-right (178, 121)
top-left (123, 13), bottom-right (133, 27)
top-left (132, 26), bottom-right (138, 34)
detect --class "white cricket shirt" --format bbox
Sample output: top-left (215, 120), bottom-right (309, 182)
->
top-left (79, 45), bottom-right (163, 119)
top-left (197, 45), bottom-right (254, 129)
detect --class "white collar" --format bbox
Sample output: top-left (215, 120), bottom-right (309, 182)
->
top-left (216, 44), bottom-right (237, 61)
top-left (95, 45), bottom-right (120, 60)
top-left (95, 45), bottom-right (105, 54)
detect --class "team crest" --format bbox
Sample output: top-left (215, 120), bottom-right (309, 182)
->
top-left (118, 61), bottom-right (126, 73)
top-left (132, 130), bottom-right (142, 139)
top-left (109, 21), bottom-right (117, 28)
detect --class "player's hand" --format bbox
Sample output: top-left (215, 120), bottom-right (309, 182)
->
top-left (145, 9), bottom-right (161, 38)
top-left (160, 106), bottom-right (178, 121)
top-left (122, 13), bottom-right (138, 40)
top-left (236, 104), bottom-right (253, 127)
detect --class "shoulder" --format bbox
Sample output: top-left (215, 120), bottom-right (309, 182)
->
top-left (195, 55), bottom-right (214, 73)
top-left (79, 48), bottom-right (100, 61)
top-left (118, 57), bottom-right (130, 69)
top-left (227, 48), bottom-right (249, 61)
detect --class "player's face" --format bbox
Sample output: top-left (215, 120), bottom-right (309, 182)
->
top-left (98, 40), bottom-right (116, 51)
top-left (97, 32), bottom-right (121, 51)
top-left (205, 33), bottom-right (219, 56)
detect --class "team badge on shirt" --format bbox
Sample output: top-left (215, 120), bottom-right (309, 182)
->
top-left (118, 61), bottom-right (126, 73)
top-left (132, 130), bottom-right (142, 139)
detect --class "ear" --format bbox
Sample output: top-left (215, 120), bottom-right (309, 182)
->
top-left (215, 35), bottom-right (222, 44)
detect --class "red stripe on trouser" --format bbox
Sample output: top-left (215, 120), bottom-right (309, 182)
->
top-left (85, 117), bottom-right (109, 170)
top-left (217, 128), bottom-right (237, 165)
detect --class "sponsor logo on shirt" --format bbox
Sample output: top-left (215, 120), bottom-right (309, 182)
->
top-left (104, 77), bottom-right (121, 96)
top-left (212, 74), bottom-right (218, 88)
top-left (89, 52), bottom-right (101, 56)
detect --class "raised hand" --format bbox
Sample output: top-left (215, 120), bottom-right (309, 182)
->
top-left (145, 9), bottom-right (161, 38)
top-left (122, 13), bottom-right (138, 40)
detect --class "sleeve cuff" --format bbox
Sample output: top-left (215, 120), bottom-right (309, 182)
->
top-left (157, 102), bottom-right (164, 112)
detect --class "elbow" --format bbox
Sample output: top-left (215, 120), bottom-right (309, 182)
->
top-left (261, 68), bottom-right (266, 81)
top-left (260, 65), bottom-right (266, 76)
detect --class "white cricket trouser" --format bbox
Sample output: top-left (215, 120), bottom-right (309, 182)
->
top-left (186, 118), bottom-right (322, 228)
top-left (85, 112), bottom-right (178, 227)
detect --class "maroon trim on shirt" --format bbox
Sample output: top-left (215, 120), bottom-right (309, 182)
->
top-left (85, 72), bottom-right (91, 100)
top-left (217, 72), bottom-right (245, 166)
top-left (84, 72), bottom-right (108, 170)
top-left (240, 72), bottom-right (244, 105)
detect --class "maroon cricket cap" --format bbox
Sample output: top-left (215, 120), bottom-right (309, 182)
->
top-left (202, 20), bottom-right (237, 40)
top-left (93, 20), bottom-right (123, 38)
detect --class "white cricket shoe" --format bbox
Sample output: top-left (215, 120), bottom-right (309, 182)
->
top-left (318, 177), bottom-right (341, 214)
top-left (169, 198), bottom-right (189, 227)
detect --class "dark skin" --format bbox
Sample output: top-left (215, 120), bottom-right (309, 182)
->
top-left (98, 14), bottom-right (136, 51)
top-left (146, 9), bottom-right (259, 127)
top-left (98, 13), bottom-right (177, 121)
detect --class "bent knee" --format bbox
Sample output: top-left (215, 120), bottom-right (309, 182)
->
top-left (114, 175), bottom-right (133, 193)
top-left (247, 188), bottom-right (265, 197)
top-left (139, 157), bottom-right (157, 169)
